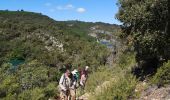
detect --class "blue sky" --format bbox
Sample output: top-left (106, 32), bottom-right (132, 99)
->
top-left (0, 0), bottom-right (121, 25)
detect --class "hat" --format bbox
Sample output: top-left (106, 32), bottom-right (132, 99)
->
top-left (72, 69), bottom-right (78, 75)
top-left (85, 66), bottom-right (89, 70)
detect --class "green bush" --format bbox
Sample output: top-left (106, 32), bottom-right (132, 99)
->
top-left (152, 60), bottom-right (170, 86)
top-left (85, 67), bottom-right (113, 93)
top-left (86, 51), bottom-right (137, 100)
top-left (117, 51), bottom-right (136, 70)
top-left (44, 82), bottom-right (58, 98)
top-left (90, 74), bottom-right (137, 100)
top-left (18, 88), bottom-right (44, 100)
top-left (0, 61), bottom-right (59, 99)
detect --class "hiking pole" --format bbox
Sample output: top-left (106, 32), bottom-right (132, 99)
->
top-left (75, 88), bottom-right (77, 100)
top-left (75, 83), bottom-right (78, 100)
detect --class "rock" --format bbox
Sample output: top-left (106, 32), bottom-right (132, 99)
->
top-left (139, 85), bottom-right (170, 100)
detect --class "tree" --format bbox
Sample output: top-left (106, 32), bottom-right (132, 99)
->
top-left (116, 0), bottom-right (169, 68)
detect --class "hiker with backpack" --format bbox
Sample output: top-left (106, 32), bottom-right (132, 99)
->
top-left (59, 68), bottom-right (71, 100)
top-left (69, 69), bottom-right (79, 100)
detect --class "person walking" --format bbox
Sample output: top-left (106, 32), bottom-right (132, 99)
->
top-left (79, 66), bottom-right (89, 93)
top-left (69, 69), bottom-right (79, 100)
top-left (59, 68), bottom-right (71, 100)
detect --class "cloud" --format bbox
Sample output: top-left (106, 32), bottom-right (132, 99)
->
top-left (47, 4), bottom-right (86, 14)
top-left (65, 4), bottom-right (74, 9)
top-left (56, 4), bottom-right (74, 10)
top-left (45, 3), bottom-right (52, 7)
top-left (76, 8), bottom-right (86, 13)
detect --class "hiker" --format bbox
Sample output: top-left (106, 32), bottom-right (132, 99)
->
top-left (69, 69), bottom-right (79, 100)
top-left (79, 66), bottom-right (89, 90)
top-left (59, 68), bottom-right (71, 100)
top-left (71, 69), bottom-right (79, 87)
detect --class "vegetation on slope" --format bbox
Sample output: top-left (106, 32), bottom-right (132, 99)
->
top-left (0, 10), bottom-right (120, 99)
top-left (85, 48), bottom-right (137, 100)
top-left (84, 0), bottom-right (169, 99)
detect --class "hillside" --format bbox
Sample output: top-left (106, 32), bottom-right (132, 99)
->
top-left (0, 10), bottom-right (120, 65)
top-left (0, 10), bottom-right (120, 99)
top-left (0, 1), bottom-right (169, 99)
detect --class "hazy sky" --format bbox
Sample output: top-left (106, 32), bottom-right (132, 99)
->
top-left (0, 0), bottom-right (122, 25)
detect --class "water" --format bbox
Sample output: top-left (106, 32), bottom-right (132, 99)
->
top-left (100, 40), bottom-right (113, 49)
top-left (9, 59), bottom-right (25, 70)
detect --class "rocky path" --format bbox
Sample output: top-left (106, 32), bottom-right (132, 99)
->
top-left (139, 85), bottom-right (170, 100)
top-left (78, 79), bottom-right (170, 100)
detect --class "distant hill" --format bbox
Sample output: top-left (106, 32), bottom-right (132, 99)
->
top-left (59, 20), bottom-right (120, 38)
top-left (0, 10), bottom-right (120, 67)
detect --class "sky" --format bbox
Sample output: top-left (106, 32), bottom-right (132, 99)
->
top-left (0, 0), bottom-right (122, 25)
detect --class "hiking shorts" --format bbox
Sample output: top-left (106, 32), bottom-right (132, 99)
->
top-left (70, 89), bottom-right (76, 97)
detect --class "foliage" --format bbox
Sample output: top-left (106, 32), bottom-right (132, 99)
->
top-left (117, 51), bottom-right (136, 70)
top-left (18, 88), bottom-right (44, 100)
top-left (152, 61), bottom-right (170, 86)
top-left (85, 66), bottom-right (113, 92)
top-left (86, 51), bottom-right (138, 100)
top-left (90, 74), bottom-right (137, 100)
top-left (0, 61), bottom-right (59, 100)
top-left (116, 0), bottom-right (169, 66)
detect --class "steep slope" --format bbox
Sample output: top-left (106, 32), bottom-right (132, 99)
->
top-left (0, 10), bottom-right (120, 99)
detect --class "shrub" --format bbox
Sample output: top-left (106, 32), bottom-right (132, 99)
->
top-left (152, 60), bottom-right (170, 86)
top-left (117, 51), bottom-right (136, 70)
top-left (44, 82), bottom-right (58, 98)
top-left (18, 88), bottom-right (44, 100)
top-left (86, 51), bottom-right (137, 100)
top-left (85, 66), bottom-right (113, 93)
top-left (90, 74), bottom-right (137, 100)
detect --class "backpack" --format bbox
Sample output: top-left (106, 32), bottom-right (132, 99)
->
top-left (73, 72), bottom-right (80, 81)
top-left (80, 69), bottom-right (88, 77)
